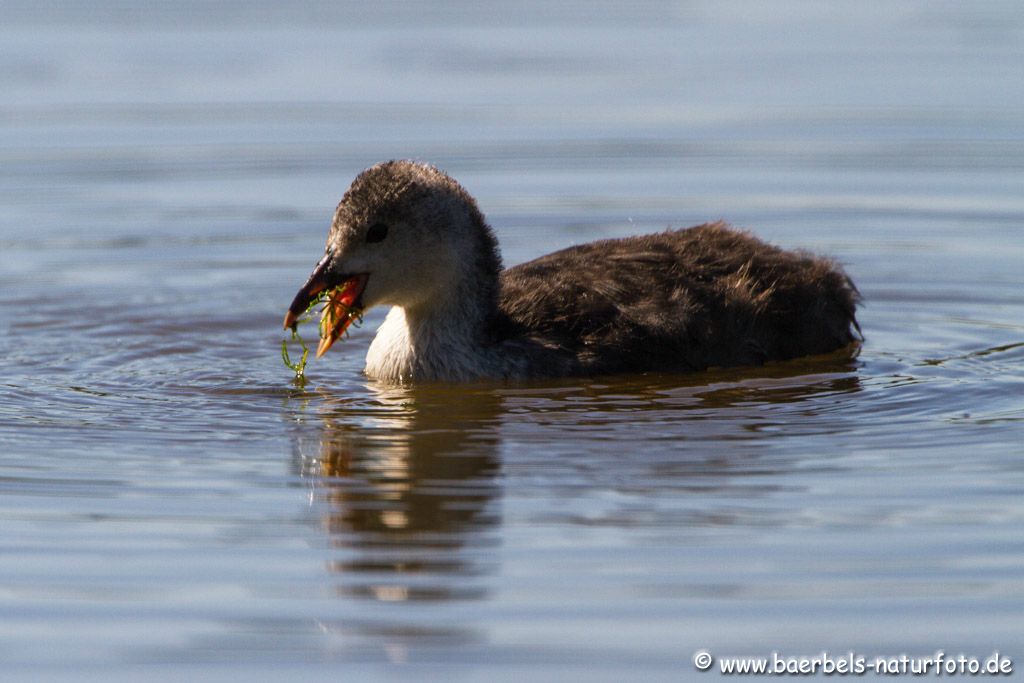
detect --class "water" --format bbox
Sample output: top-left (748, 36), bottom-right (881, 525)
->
top-left (1, 1), bottom-right (1023, 680)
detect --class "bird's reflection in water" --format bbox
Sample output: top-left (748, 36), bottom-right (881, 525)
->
top-left (286, 350), bottom-right (862, 656)
top-left (292, 383), bottom-right (503, 610)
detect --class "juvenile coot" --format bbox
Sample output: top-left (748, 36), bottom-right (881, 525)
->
top-left (284, 160), bottom-right (860, 382)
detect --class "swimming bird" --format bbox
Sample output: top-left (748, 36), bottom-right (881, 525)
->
top-left (284, 160), bottom-right (860, 382)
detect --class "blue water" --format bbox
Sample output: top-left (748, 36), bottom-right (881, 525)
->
top-left (1, 2), bottom-right (1023, 680)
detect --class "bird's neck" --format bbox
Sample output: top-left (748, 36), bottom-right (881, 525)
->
top-left (365, 209), bottom-right (505, 382)
top-left (364, 276), bottom-right (501, 382)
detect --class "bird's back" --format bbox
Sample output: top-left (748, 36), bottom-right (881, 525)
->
top-left (495, 222), bottom-right (860, 376)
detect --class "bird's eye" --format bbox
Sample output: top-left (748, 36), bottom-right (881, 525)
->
top-left (365, 223), bottom-right (389, 244)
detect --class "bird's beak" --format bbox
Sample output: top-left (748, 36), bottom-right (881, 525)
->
top-left (283, 252), bottom-right (333, 330)
top-left (284, 254), bottom-right (369, 358)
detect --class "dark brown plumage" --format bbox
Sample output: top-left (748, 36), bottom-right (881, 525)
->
top-left (495, 222), bottom-right (860, 377)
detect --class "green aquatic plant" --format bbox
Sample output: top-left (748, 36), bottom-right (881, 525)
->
top-left (281, 326), bottom-right (310, 379)
top-left (281, 286), bottom-right (364, 381)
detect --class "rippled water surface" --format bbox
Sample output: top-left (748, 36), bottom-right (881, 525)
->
top-left (2, 2), bottom-right (1023, 680)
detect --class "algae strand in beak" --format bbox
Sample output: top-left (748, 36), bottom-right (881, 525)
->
top-left (280, 284), bottom-right (364, 381)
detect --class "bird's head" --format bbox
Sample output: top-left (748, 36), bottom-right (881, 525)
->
top-left (283, 160), bottom-right (500, 357)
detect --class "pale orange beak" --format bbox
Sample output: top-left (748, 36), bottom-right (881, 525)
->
top-left (314, 275), bottom-right (368, 357)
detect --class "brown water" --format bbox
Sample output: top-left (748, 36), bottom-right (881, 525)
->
top-left (1, 2), bottom-right (1023, 680)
